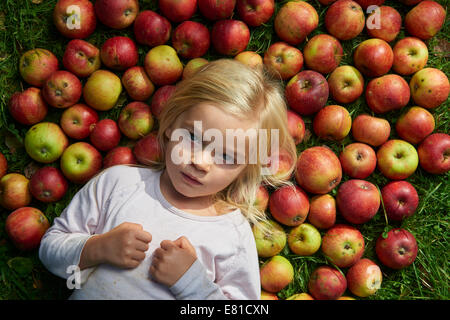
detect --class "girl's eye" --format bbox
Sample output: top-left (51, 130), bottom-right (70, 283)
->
top-left (222, 153), bottom-right (235, 163)
top-left (189, 131), bottom-right (200, 143)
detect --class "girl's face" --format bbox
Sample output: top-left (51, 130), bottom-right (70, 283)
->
top-left (163, 102), bottom-right (259, 199)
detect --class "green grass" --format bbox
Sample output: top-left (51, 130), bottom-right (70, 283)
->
top-left (0, 0), bottom-right (449, 300)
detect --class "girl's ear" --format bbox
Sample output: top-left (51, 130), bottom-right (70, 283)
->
top-left (164, 126), bottom-right (173, 140)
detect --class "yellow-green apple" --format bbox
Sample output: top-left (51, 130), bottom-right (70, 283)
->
top-left (5, 207), bottom-right (50, 251)
top-left (325, 0), bottom-right (365, 41)
top-left (381, 181), bottom-right (419, 221)
top-left (53, 0), bottom-right (96, 39)
top-left (60, 103), bottom-right (99, 140)
top-left (100, 36), bottom-right (138, 71)
top-left (95, 0), bottom-right (139, 29)
top-left (118, 102), bottom-right (154, 140)
top-left (234, 51), bottom-right (262, 68)
top-left (89, 119), bottom-right (121, 152)
top-left (172, 21), bottom-right (210, 59)
top-left (400, 0), bottom-right (423, 4)
top-left (295, 146), bottom-right (342, 194)
top-left (269, 185), bottom-right (309, 227)
top-left (60, 142), bottom-right (103, 184)
top-left (83, 70), bottom-right (122, 111)
top-left (122, 66), bottom-right (155, 101)
top-left (261, 291), bottom-right (279, 300)
top-left (29, 167), bottom-right (68, 203)
top-left (410, 68), bottom-right (450, 109)
top-left (254, 184), bottom-right (269, 212)
top-left (307, 194), bottom-right (336, 229)
top-left (133, 10), bottom-right (171, 47)
top-left (266, 147), bottom-right (295, 181)
top-left (274, 1), bottom-right (318, 45)
top-left (355, 0), bottom-right (385, 9)
top-left (375, 228), bottom-right (418, 269)
top-left (351, 114), bottom-right (390, 147)
top-left (236, 0), bottom-right (275, 27)
top-left (396, 106), bottom-right (435, 144)
top-left (260, 255), bottom-right (294, 293)
top-left (0, 173), bottom-right (32, 210)
top-left (286, 293), bottom-right (314, 300)
top-left (339, 143), bottom-right (377, 179)
top-left (24, 122), bottom-right (69, 163)
top-left (288, 223), bottom-right (321, 256)
top-left (42, 70), bottom-right (82, 109)
top-left (377, 139), bottom-right (419, 179)
top-left (308, 266), bottom-right (347, 300)
top-left (353, 39), bottom-right (393, 77)
top-left (8, 87), bottom-right (48, 125)
top-left (327, 65), bottom-right (364, 104)
top-left (159, 0), bottom-right (197, 23)
top-left (303, 34), bottom-right (343, 75)
top-left (198, 0), bottom-right (236, 20)
top-left (313, 105), bottom-right (352, 141)
top-left (150, 85), bottom-right (176, 119)
top-left (211, 20), bottom-right (250, 56)
top-left (0, 152), bottom-right (6, 179)
top-left (263, 42), bottom-right (303, 80)
top-left (336, 179), bottom-right (380, 224)
top-left (392, 37), bottom-right (428, 76)
top-left (404, 1), bottom-right (446, 40)
top-left (338, 296), bottom-right (356, 300)
top-left (133, 132), bottom-right (162, 165)
top-left (19, 48), bottom-right (59, 87)
top-left (287, 110), bottom-right (305, 145)
top-left (62, 39), bottom-right (101, 78)
top-left (346, 258), bottom-right (382, 297)
top-left (418, 133), bottom-right (450, 174)
top-left (144, 45), bottom-right (183, 86)
top-left (252, 220), bottom-right (286, 258)
top-left (365, 74), bottom-right (410, 114)
top-left (182, 58), bottom-right (209, 80)
top-left (321, 224), bottom-right (365, 268)
top-left (285, 70), bottom-right (329, 116)
top-left (103, 146), bottom-right (137, 168)
top-left (366, 6), bottom-right (401, 42)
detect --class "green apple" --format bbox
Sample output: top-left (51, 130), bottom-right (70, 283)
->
top-left (377, 139), bottom-right (419, 180)
top-left (288, 223), bottom-right (321, 256)
top-left (252, 220), bottom-right (286, 258)
top-left (60, 142), bottom-right (102, 184)
top-left (24, 122), bottom-right (69, 163)
top-left (83, 70), bottom-right (122, 111)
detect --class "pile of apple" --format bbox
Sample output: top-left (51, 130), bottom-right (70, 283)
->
top-left (0, 0), bottom-right (449, 299)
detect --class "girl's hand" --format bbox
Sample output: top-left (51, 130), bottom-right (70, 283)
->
top-left (150, 236), bottom-right (197, 287)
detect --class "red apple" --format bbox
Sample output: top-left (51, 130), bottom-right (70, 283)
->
top-left (159, 0), bottom-right (197, 23)
top-left (327, 65), bottom-right (364, 104)
top-left (303, 34), bottom-right (343, 75)
top-left (417, 133), bottom-right (450, 174)
top-left (252, 220), bottom-right (286, 258)
top-left (89, 119), bottom-right (121, 152)
top-left (365, 74), bottom-right (410, 114)
top-left (42, 70), bottom-right (82, 109)
top-left (198, 0), bottom-right (236, 21)
top-left (355, 0), bottom-right (385, 9)
top-left (366, 6), bottom-right (401, 42)
top-left (381, 181), bottom-right (419, 221)
top-left (396, 106), bottom-right (435, 144)
top-left (133, 10), bottom-right (171, 47)
top-left (376, 228), bottom-right (418, 269)
top-left (269, 185), bottom-right (309, 227)
top-left (352, 114), bottom-right (391, 147)
top-left (183, 58), bottom-right (209, 80)
top-left (325, 0), bottom-right (365, 41)
top-left (308, 266), bottom-right (347, 300)
top-left (410, 68), bottom-right (450, 109)
top-left (346, 258), bottom-right (382, 297)
top-left (118, 102), bottom-right (154, 140)
top-left (353, 38), bottom-right (394, 77)
top-left (122, 66), bottom-right (155, 102)
top-left (211, 20), bottom-right (250, 56)
top-left (339, 143), bottom-right (377, 179)
top-left (19, 48), bottom-right (59, 87)
top-left (377, 139), bottom-right (419, 180)
top-left (60, 142), bottom-right (103, 184)
top-left (307, 194), bottom-right (336, 230)
top-left (392, 37), bottom-right (428, 76)
top-left (53, 0), bottom-right (96, 39)
top-left (83, 70), bottom-right (122, 111)
top-left (60, 103), bottom-right (99, 140)
top-left (263, 42), bottom-right (303, 80)
top-left (150, 85), bottom-right (177, 119)
top-left (8, 87), bottom-right (48, 125)
top-left (234, 51), bottom-right (262, 69)
top-left (103, 146), bottom-right (137, 168)
top-left (172, 21), bottom-right (210, 59)
top-left (133, 132), bottom-right (162, 165)
top-left (260, 255), bottom-right (294, 293)
top-left (62, 39), bottom-right (101, 78)
top-left (287, 110), bottom-right (305, 145)
top-left (0, 173), bottom-right (32, 210)
top-left (404, 1), bottom-right (446, 40)
top-left (313, 105), bottom-right (352, 141)
top-left (254, 184), bottom-right (269, 212)
top-left (236, 0), bottom-right (274, 27)
top-left (144, 45), bottom-right (183, 86)
top-left (100, 36), bottom-right (138, 71)
top-left (0, 153), bottom-right (7, 179)
top-left (29, 167), bottom-right (68, 203)
top-left (95, 0), bottom-right (139, 29)
top-left (265, 148), bottom-right (295, 181)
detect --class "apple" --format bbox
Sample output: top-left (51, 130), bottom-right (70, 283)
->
top-left (308, 266), bottom-right (347, 300)
top-left (339, 143), bottom-right (377, 179)
top-left (336, 179), bottom-right (380, 224)
top-left (352, 114), bottom-right (391, 147)
top-left (95, 0), bottom-right (139, 29)
top-left (321, 224), bottom-right (365, 268)
top-left (150, 85), bottom-right (177, 119)
top-left (313, 105), bottom-right (352, 141)
top-left (303, 34), bottom-right (343, 75)
top-left (410, 68), bottom-right (450, 109)
top-left (198, 0), bottom-right (236, 21)
top-left (366, 6), bottom-right (401, 43)
top-left (287, 110), bottom-right (305, 145)
top-left (83, 70), bottom-right (122, 111)
top-left (404, 1), bottom-right (446, 40)
top-left (377, 139), bottom-right (419, 180)
top-left (252, 220), bottom-right (287, 258)
top-left (122, 66), bottom-right (155, 102)
top-left (103, 146), bottom-right (137, 168)
top-left (346, 258), bottom-right (382, 298)
top-left (211, 20), bottom-right (250, 56)
top-left (263, 42), bottom-right (303, 80)
top-left (0, 152), bottom-right (7, 179)
top-left (353, 39), bottom-right (394, 77)
top-left (100, 36), bottom-right (138, 71)
top-left (133, 10), bottom-right (171, 47)
top-left (307, 194), bottom-right (336, 230)
top-left (5, 207), bottom-right (50, 251)
top-left (269, 185), bottom-right (309, 227)
top-left (42, 70), bottom-right (82, 109)
top-left (62, 39), bottom-right (101, 78)
top-left (172, 21), bottom-right (210, 59)
top-left (234, 51), bottom-right (262, 69)
top-left (392, 37), bottom-right (428, 76)
top-left (288, 223), bottom-right (321, 256)
top-left (327, 65), bottom-right (364, 104)
top-left (144, 45), bottom-right (183, 86)
top-left (29, 166), bottom-right (68, 203)
top-left (266, 148), bottom-right (295, 181)
top-left (261, 291), bottom-right (279, 300)
top-left (8, 87), bottom-right (48, 125)
top-left (60, 142), bottom-right (103, 184)
top-left (381, 181), bottom-right (419, 221)
top-left (396, 106), bottom-right (435, 144)
top-left (375, 228), bottom-right (418, 269)
top-left (285, 70), bottom-right (329, 116)
top-left (60, 103), bottom-right (99, 140)
top-left (274, 1), bottom-right (318, 45)
top-left (159, 0), bottom-right (197, 23)
top-left (355, 0), bottom-right (385, 9)
top-left (254, 184), bottom-right (269, 212)
top-left (236, 0), bottom-right (275, 27)
top-left (118, 102), bottom-right (154, 140)
top-left (89, 119), bottom-right (121, 152)
top-left (260, 255), bottom-right (294, 293)
top-left (418, 133), bottom-right (450, 174)
top-left (133, 132), bottom-right (162, 165)
top-left (295, 146), bottom-right (342, 195)
top-left (286, 293), bottom-right (314, 300)
top-left (325, 0), bottom-right (365, 41)
top-left (53, 0), bottom-right (96, 39)
top-left (0, 173), bottom-right (32, 210)
top-left (24, 122), bottom-right (69, 164)
top-left (183, 58), bottom-right (209, 80)
top-left (19, 48), bottom-right (58, 87)
top-left (365, 74), bottom-right (410, 114)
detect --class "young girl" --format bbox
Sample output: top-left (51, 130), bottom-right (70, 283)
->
top-left (39, 59), bottom-right (297, 300)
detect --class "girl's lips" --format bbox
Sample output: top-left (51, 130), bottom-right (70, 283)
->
top-left (181, 172), bottom-right (202, 185)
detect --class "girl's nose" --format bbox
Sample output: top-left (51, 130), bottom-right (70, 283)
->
top-left (191, 148), bottom-right (213, 172)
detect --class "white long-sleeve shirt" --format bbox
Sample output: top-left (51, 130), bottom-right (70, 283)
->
top-left (38, 165), bottom-right (261, 300)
